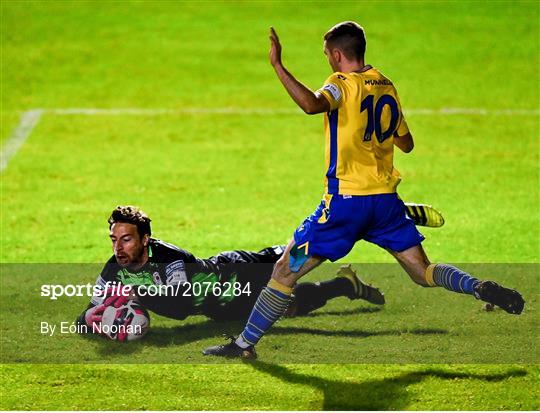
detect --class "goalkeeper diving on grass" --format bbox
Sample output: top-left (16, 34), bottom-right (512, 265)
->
top-left (203, 22), bottom-right (525, 359)
top-left (77, 203), bottom-right (444, 338)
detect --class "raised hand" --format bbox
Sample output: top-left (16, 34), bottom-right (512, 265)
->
top-left (269, 27), bottom-right (282, 67)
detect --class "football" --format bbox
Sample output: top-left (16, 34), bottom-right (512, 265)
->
top-left (101, 300), bottom-right (150, 342)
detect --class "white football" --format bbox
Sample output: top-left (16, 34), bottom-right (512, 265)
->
top-left (101, 300), bottom-right (150, 342)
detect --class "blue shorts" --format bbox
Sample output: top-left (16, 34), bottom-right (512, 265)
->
top-left (293, 193), bottom-right (424, 262)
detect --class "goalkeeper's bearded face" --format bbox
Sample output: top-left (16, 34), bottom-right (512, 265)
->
top-left (109, 222), bottom-right (149, 269)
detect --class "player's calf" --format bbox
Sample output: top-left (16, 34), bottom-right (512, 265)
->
top-left (424, 263), bottom-right (480, 295)
top-left (391, 246), bottom-right (525, 314)
top-left (425, 264), bottom-right (525, 314)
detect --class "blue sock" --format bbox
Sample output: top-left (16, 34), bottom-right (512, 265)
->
top-left (431, 264), bottom-right (480, 295)
top-left (236, 281), bottom-right (292, 348)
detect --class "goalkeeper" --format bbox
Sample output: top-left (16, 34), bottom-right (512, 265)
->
top-left (78, 204), bottom-right (442, 329)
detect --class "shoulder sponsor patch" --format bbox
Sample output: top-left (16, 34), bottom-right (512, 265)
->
top-left (322, 83), bottom-right (342, 102)
top-left (165, 260), bottom-right (187, 285)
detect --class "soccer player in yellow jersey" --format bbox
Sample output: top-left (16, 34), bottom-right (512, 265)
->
top-left (204, 22), bottom-right (525, 359)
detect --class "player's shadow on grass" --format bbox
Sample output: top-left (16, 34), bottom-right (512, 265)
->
top-left (145, 322), bottom-right (447, 346)
top-left (269, 326), bottom-right (447, 338)
top-left (89, 319), bottom-right (447, 356)
top-left (248, 361), bottom-right (527, 410)
top-left (300, 306), bottom-right (382, 317)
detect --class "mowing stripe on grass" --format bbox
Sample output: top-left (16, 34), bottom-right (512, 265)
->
top-left (2, 106), bottom-right (538, 173)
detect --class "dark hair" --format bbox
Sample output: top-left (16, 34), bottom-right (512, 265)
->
top-left (324, 21), bottom-right (366, 60)
top-left (108, 205), bottom-right (152, 237)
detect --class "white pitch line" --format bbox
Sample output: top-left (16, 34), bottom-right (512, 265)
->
top-left (2, 106), bottom-right (539, 173)
top-left (406, 108), bottom-right (540, 116)
top-left (48, 107), bottom-right (301, 115)
top-left (1, 109), bottom-right (43, 173)
top-left (45, 107), bottom-right (540, 116)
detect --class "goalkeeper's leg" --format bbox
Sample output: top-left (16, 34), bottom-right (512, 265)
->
top-left (287, 267), bottom-right (385, 317)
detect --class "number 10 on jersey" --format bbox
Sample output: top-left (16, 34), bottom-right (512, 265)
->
top-left (360, 94), bottom-right (399, 143)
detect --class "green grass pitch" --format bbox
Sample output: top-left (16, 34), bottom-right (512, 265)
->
top-left (1, 0), bottom-right (539, 410)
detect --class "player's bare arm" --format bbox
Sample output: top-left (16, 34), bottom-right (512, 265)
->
top-left (394, 132), bottom-right (414, 153)
top-left (269, 27), bottom-right (330, 114)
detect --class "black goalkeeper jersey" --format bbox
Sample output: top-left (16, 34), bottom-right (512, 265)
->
top-left (95, 238), bottom-right (215, 298)
top-left (83, 239), bottom-right (283, 321)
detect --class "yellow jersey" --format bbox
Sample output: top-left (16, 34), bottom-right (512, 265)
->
top-left (317, 66), bottom-right (410, 195)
